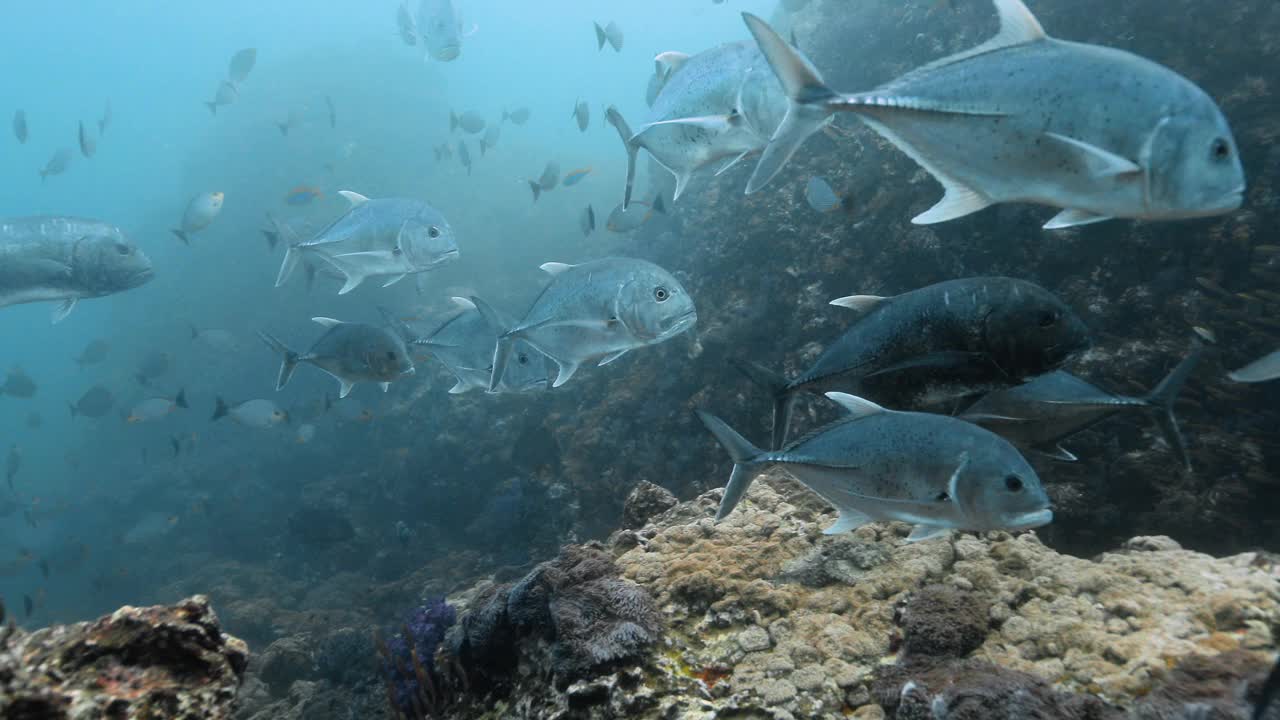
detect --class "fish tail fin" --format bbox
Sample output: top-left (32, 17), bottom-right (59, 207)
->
top-left (528, 180), bottom-right (542, 203)
top-left (732, 359), bottom-right (795, 450)
top-left (175, 389), bottom-right (188, 410)
top-left (188, 323), bottom-right (200, 340)
top-left (469, 296), bottom-right (514, 392)
top-left (275, 243), bottom-right (302, 287)
top-left (741, 12), bottom-right (838, 194)
top-left (1144, 340), bottom-right (1207, 472)
top-left (212, 396), bottom-right (229, 422)
top-left (204, 101), bottom-right (217, 116)
top-left (171, 229), bottom-right (190, 245)
top-left (258, 332), bottom-right (300, 390)
top-left (594, 21), bottom-right (607, 50)
top-left (605, 105), bottom-right (639, 209)
top-left (695, 410), bottom-right (767, 521)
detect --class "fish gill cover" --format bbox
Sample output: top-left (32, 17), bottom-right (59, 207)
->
top-left (0, 0), bottom-right (1278, 718)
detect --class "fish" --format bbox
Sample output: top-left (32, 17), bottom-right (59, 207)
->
top-left (259, 317), bottom-right (416, 398)
top-left (98, 100), bottom-right (112, 135)
top-left (527, 162), bottom-right (560, 202)
top-left (135, 351), bottom-right (173, 385)
top-left (961, 340), bottom-right (1205, 469)
top-left (563, 167), bottom-right (592, 187)
top-left (737, 3), bottom-right (1245, 227)
top-left (418, 0), bottom-right (464, 61)
top-left (472, 257), bottom-right (697, 390)
top-left (572, 100), bottom-right (590, 132)
top-left (325, 96), bottom-right (336, 128)
top-left (190, 326), bottom-right (240, 353)
top-left (593, 21), bottom-right (624, 52)
top-left (12, 109), bottom-right (27, 143)
top-left (804, 176), bottom-right (851, 213)
top-left (607, 195), bottom-right (665, 233)
top-left (502, 107), bottom-right (530, 125)
top-left (285, 186), bottom-right (322, 206)
top-left (579, 205), bottom-right (595, 237)
top-left (296, 423), bottom-right (317, 444)
top-left (74, 339), bottom-right (110, 368)
top-left (276, 109), bottom-right (300, 136)
top-left (172, 191), bottom-right (225, 244)
top-left (415, 297), bottom-right (551, 394)
top-left (1, 368), bottom-right (37, 398)
top-left (205, 80), bottom-right (239, 115)
top-left (275, 191), bottom-right (459, 295)
top-left (698, 392), bottom-right (1052, 541)
top-left (212, 397), bottom-right (290, 428)
top-left (77, 121), bottom-right (97, 159)
top-left (458, 140), bottom-right (472, 175)
top-left (396, 1), bottom-right (418, 45)
top-left (737, 277), bottom-right (1090, 449)
top-left (479, 125), bottom-right (501, 156)
top-left (0, 216), bottom-right (154, 323)
top-left (39, 149), bottom-right (72, 181)
top-left (1229, 349), bottom-right (1280, 383)
top-left (5, 446), bottom-right (20, 490)
top-left (70, 386), bottom-right (114, 418)
top-left (227, 48), bottom-right (257, 84)
top-left (450, 110), bottom-right (486, 134)
top-left (127, 390), bottom-right (189, 423)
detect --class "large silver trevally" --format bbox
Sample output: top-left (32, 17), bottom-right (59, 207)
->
top-left (417, 0), bottom-right (463, 62)
top-left (0, 216), bottom-right (154, 323)
top-left (415, 297), bottom-right (551, 394)
top-left (275, 191), bottom-right (458, 295)
top-left (259, 317), bottom-right (415, 398)
top-left (739, 0), bottom-right (1245, 228)
top-left (698, 392), bottom-right (1052, 542)
top-left (471, 257), bottom-right (697, 390)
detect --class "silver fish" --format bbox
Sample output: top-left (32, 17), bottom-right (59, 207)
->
top-left (260, 318), bottom-right (415, 398)
top-left (396, 1), bottom-right (418, 45)
top-left (527, 161), bottom-right (560, 202)
top-left (205, 80), bottom-right (239, 115)
top-left (479, 125), bottom-right (501, 156)
top-left (450, 110), bottom-right (486, 134)
top-left (503, 107), bottom-right (530, 125)
top-left (78, 121), bottom-right (97, 159)
top-left (276, 191), bottom-right (458, 295)
top-left (228, 48), bottom-right (257, 84)
top-left (457, 139), bottom-right (471, 174)
top-left (172, 191), bottom-right (225, 244)
top-left (579, 205), bottom-right (595, 237)
top-left (12, 110), bottom-right (27, 144)
top-left (472, 257), bottom-right (697, 389)
top-left (0, 216), bottom-right (153, 323)
top-left (418, 0), bottom-right (463, 61)
top-left (1229, 349), bottom-right (1280, 383)
top-left (593, 21), bottom-right (623, 52)
top-left (213, 397), bottom-right (289, 428)
top-left (572, 100), bottom-right (590, 132)
top-left (127, 390), bottom-right (188, 423)
top-left (699, 392), bottom-right (1052, 542)
top-left (39, 149), bottom-right (73, 182)
top-left (415, 297), bottom-right (550, 394)
top-left (961, 341), bottom-right (1204, 469)
top-left (740, 1), bottom-right (1244, 228)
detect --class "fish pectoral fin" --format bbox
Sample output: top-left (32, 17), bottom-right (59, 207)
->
top-left (337, 379), bottom-right (355, 398)
top-left (912, 178), bottom-right (992, 225)
top-left (654, 50), bottom-right (689, 76)
top-left (823, 508), bottom-right (873, 535)
top-left (959, 412), bottom-right (1029, 424)
top-left (1044, 132), bottom-right (1141, 179)
top-left (637, 114), bottom-right (743, 135)
top-left (1043, 208), bottom-right (1114, 230)
top-left (906, 525), bottom-right (951, 543)
top-left (381, 274), bottom-right (408, 288)
top-left (448, 379), bottom-right (477, 394)
top-left (863, 351), bottom-right (993, 379)
top-left (597, 349), bottom-right (629, 367)
top-left (311, 317), bottom-right (345, 328)
top-left (51, 298), bottom-right (78, 324)
top-left (1036, 444), bottom-right (1079, 462)
top-left (379, 382), bottom-right (391, 392)
top-left (714, 150), bottom-right (753, 177)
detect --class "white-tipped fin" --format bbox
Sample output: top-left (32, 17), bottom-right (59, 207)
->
top-left (1229, 349), bottom-right (1280, 383)
top-left (337, 379), bottom-right (354, 398)
top-left (946, 452), bottom-right (970, 506)
top-left (829, 294), bottom-right (888, 313)
top-left (906, 526), bottom-right (951, 543)
top-left (540, 262), bottom-right (574, 275)
top-left (913, 180), bottom-right (993, 225)
top-left (382, 274), bottom-right (408, 288)
top-left (1043, 208), bottom-right (1113, 230)
top-left (379, 382), bottom-right (391, 392)
top-left (448, 379), bottom-right (475, 394)
top-left (715, 150), bottom-right (753, 176)
top-left (654, 51), bottom-right (689, 75)
top-left (598, 349), bottom-right (628, 366)
top-left (338, 190), bottom-right (370, 206)
top-left (51, 298), bottom-right (77, 324)
top-left (450, 296), bottom-right (478, 310)
top-left (823, 508), bottom-right (873, 535)
top-left (1038, 444), bottom-right (1079, 462)
top-left (823, 392), bottom-right (887, 419)
top-left (552, 359), bottom-right (581, 387)
top-left (312, 317), bottom-right (344, 328)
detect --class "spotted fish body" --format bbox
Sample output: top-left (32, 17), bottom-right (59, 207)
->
top-left (741, 0), bottom-right (1244, 228)
top-left (259, 318), bottom-right (415, 399)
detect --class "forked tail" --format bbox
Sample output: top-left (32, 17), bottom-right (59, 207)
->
top-left (258, 332), bottom-right (301, 390)
top-left (605, 105), bottom-right (640, 210)
top-left (695, 410), bottom-right (768, 521)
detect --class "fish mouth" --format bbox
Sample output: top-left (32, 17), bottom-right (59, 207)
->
top-left (130, 267), bottom-right (157, 287)
top-left (1003, 508), bottom-right (1053, 530)
top-left (661, 310), bottom-right (698, 335)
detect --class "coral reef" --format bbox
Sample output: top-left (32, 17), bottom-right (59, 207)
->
top-left (378, 596), bottom-right (456, 717)
top-left (0, 595), bottom-right (247, 719)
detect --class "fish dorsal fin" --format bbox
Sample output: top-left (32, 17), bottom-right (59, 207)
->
top-left (450, 296), bottom-right (477, 311)
top-left (829, 294), bottom-right (888, 313)
top-left (654, 51), bottom-right (690, 76)
top-left (337, 379), bottom-right (354, 398)
top-left (823, 392), bottom-right (886, 419)
top-left (312, 317), bottom-right (344, 328)
top-left (540, 262), bottom-right (574, 275)
top-left (338, 190), bottom-right (370, 206)
top-left (905, 0), bottom-right (1048, 79)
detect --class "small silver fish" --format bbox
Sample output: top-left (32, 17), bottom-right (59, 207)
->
top-left (39, 149), bottom-right (72, 181)
top-left (212, 397), bottom-right (289, 428)
top-left (1229, 349), bottom-right (1280, 383)
top-left (127, 390), bottom-right (188, 423)
top-left (480, 125), bottom-right (501, 156)
top-left (205, 81), bottom-right (239, 115)
top-left (527, 161), bottom-right (560, 202)
top-left (572, 100), bottom-right (590, 132)
top-left (172, 192), bottom-right (225, 244)
top-left (450, 110), bottom-right (486, 134)
top-left (804, 176), bottom-right (846, 213)
top-left (396, 1), bottom-right (418, 45)
top-left (502, 107), bottom-right (530, 125)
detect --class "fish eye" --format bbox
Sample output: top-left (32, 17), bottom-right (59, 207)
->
top-left (428, 226), bottom-right (441, 239)
top-left (385, 351), bottom-right (396, 360)
top-left (1037, 310), bottom-right (1058, 328)
top-left (1004, 475), bottom-right (1025, 493)
top-left (1210, 138), bottom-right (1231, 161)
top-left (654, 286), bottom-right (669, 302)
top-left (517, 353), bottom-right (529, 365)
top-left (115, 242), bottom-right (131, 255)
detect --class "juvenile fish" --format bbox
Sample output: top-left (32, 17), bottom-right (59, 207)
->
top-left (127, 390), bottom-right (188, 423)
top-left (503, 107), bottom-right (530, 125)
top-left (739, 1), bottom-right (1244, 228)
top-left (213, 397), bottom-right (290, 428)
top-left (172, 192), bottom-right (225, 244)
top-left (572, 100), bottom-right (590, 132)
top-left (0, 368), bottom-right (37, 398)
top-left (699, 392), bottom-right (1052, 541)
top-left (205, 80), bottom-right (239, 115)
top-left (39, 149), bottom-right (72, 181)
top-left (259, 317), bottom-right (415, 398)
top-left (479, 125), bottom-right (500, 156)
top-left (450, 110), bottom-right (486, 134)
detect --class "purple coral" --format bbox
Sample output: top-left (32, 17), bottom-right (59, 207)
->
top-left (378, 596), bottom-right (457, 717)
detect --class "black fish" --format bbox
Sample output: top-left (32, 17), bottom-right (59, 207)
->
top-left (23, 594), bottom-right (32, 618)
top-left (737, 277), bottom-right (1090, 448)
